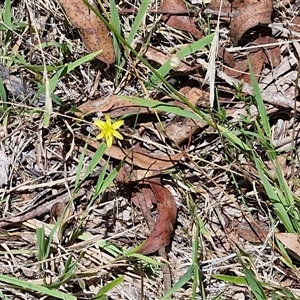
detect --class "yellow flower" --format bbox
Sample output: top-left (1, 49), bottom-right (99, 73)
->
top-left (94, 114), bottom-right (124, 148)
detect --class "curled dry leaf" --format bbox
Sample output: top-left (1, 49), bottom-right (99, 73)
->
top-left (76, 95), bottom-right (151, 118)
top-left (230, 0), bottom-right (273, 45)
top-left (160, 0), bottom-right (203, 39)
top-left (116, 169), bottom-right (177, 255)
top-left (77, 133), bottom-right (182, 171)
top-left (59, 0), bottom-right (115, 64)
top-left (220, 36), bottom-right (280, 83)
top-left (137, 181), bottom-right (177, 254)
top-left (208, 0), bottom-right (273, 45)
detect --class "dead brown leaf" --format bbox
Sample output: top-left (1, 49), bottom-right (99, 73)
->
top-left (252, 36), bottom-right (281, 67)
top-left (276, 233), bottom-right (300, 260)
top-left (50, 202), bottom-right (65, 220)
top-left (208, 0), bottom-right (273, 45)
top-left (179, 86), bottom-right (210, 107)
top-left (160, 0), bottom-right (203, 39)
top-left (218, 47), bottom-right (236, 68)
top-left (59, 0), bottom-right (115, 64)
top-left (77, 133), bottom-right (182, 171)
top-left (207, 0), bottom-right (237, 19)
top-left (165, 117), bottom-right (205, 145)
top-left (230, 0), bottom-right (273, 45)
top-left (76, 95), bottom-right (151, 118)
top-left (221, 36), bottom-right (280, 83)
top-left (223, 59), bottom-right (248, 78)
top-left (115, 170), bottom-right (177, 255)
top-left (137, 180), bottom-right (177, 254)
top-left (235, 219), bottom-right (269, 243)
top-left (225, 218), bottom-right (269, 244)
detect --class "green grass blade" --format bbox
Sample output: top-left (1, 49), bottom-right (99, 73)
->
top-left (3, 0), bottom-right (12, 30)
top-left (248, 58), bottom-right (271, 136)
top-left (126, 253), bottom-right (164, 266)
top-left (43, 77), bottom-right (51, 126)
top-left (48, 50), bottom-right (102, 94)
top-left (243, 268), bottom-right (267, 300)
top-left (253, 155), bottom-right (295, 232)
top-left (36, 227), bottom-right (46, 262)
top-left (218, 125), bottom-right (252, 152)
top-left (45, 220), bottom-right (60, 259)
top-left (91, 162), bottom-right (120, 201)
top-left (212, 274), bottom-right (247, 285)
top-left (109, 0), bottom-right (121, 66)
top-left (276, 238), bottom-right (294, 269)
top-left (94, 164), bottom-right (119, 196)
top-left (92, 276), bottom-right (124, 299)
top-left (0, 290), bottom-right (10, 300)
top-left (0, 274), bottom-right (76, 299)
top-left (192, 217), bottom-right (200, 299)
top-left (47, 256), bottom-right (78, 289)
top-left (161, 265), bottom-right (194, 300)
top-left (119, 95), bottom-right (205, 121)
top-left (92, 161), bottom-right (109, 201)
top-left (84, 142), bottom-right (107, 179)
top-left (238, 252), bottom-right (267, 300)
top-left (4, 56), bottom-right (69, 72)
top-left (0, 76), bottom-right (7, 103)
top-left (127, 0), bottom-right (150, 46)
top-left (148, 34), bottom-right (214, 87)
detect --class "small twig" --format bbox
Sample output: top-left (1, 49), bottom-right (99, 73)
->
top-left (0, 170), bottom-right (103, 228)
top-left (0, 188), bottom-right (86, 228)
top-left (158, 248), bottom-right (172, 293)
top-left (203, 8), bottom-right (237, 18)
top-left (118, 8), bottom-right (198, 16)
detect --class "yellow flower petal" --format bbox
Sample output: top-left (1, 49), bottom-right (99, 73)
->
top-left (104, 114), bottom-right (112, 126)
top-left (112, 119), bottom-right (124, 129)
top-left (94, 119), bottom-right (106, 129)
top-left (96, 132), bottom-right (104, 140)
top-left (113, 131), bottom-right (123, 140)
top-left (106, 135), bottom-right (113, 148)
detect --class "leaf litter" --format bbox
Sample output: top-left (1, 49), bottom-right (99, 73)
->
top-left (2, 0), bottom-right (300, 298)
top-left (59, 0), bottom-right (115, 64)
